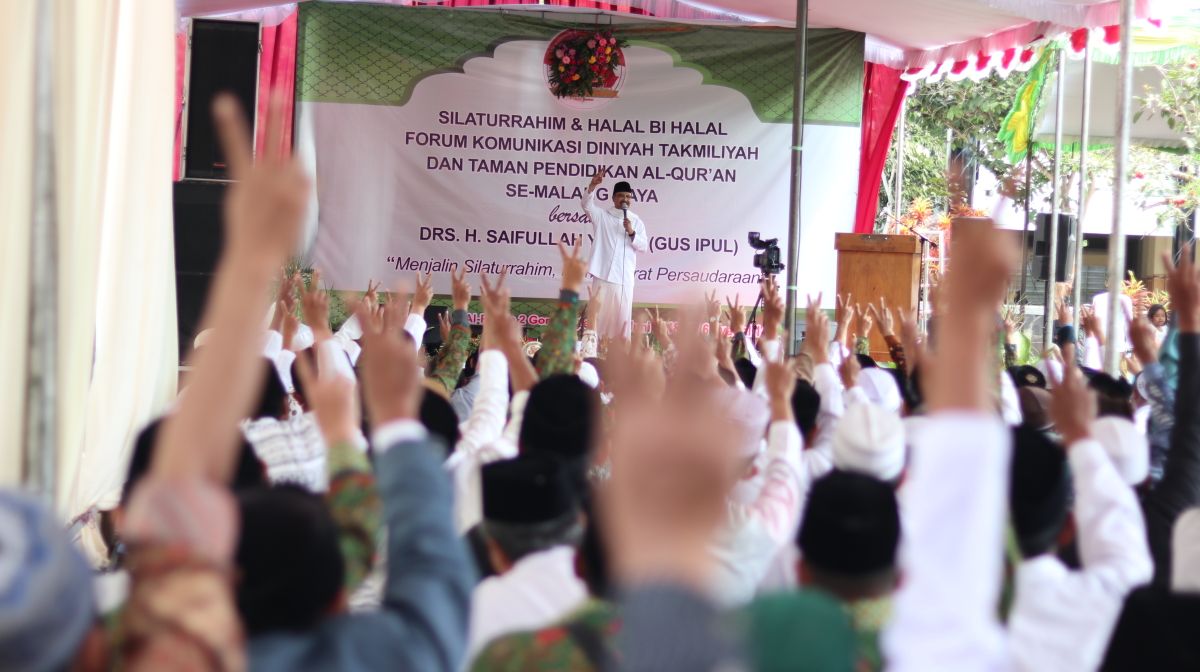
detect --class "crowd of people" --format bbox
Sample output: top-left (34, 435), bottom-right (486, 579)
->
top-left (5, 95), bottom-right (1200, 672)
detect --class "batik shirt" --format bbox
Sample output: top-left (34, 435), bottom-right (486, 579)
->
top-left (470, 600), bottom-right (618, 672)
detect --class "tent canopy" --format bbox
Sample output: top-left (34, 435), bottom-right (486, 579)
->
top-left (177, 0), bottom-right (1160, 71)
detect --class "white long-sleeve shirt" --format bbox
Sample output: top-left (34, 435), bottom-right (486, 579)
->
top-left (1007, 439), bottom-right (1153, 672)
top-left (884, 413), bottom-right (1011, 672)
top-left (466, 545), bottom-right (588, 664)
top-left (709, 419), bottom-right (805, 607)
top-left (443, 352), bottom-right (526, 533)
top-left (580, 187), bottom-right (648, 286)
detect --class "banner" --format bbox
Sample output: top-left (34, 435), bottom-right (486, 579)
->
top-left (296, 4), bottom-right (864, 304)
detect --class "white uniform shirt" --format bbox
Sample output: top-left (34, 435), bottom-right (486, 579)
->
top-left (1007, 439), bottom-right (1153, 672)
top-left (884, 413), bottom-right (1011, 672)
top-left (466, 545), bottom-right (588, 663)
top-left (580, 188), bottom-right (649, 286)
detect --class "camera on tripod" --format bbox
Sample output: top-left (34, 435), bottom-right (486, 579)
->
top-left (748, 232), bottom-right (784, 275)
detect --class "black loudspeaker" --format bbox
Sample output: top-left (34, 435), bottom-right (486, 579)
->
top-left (174, 181), bottom-right (227, 356)
top-left (183, 19), bottom-right (260, 180)
top-left (1035, 213), bottom-right (1077, 283)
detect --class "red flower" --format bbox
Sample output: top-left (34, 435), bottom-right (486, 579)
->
top-left (1174, 198), bottom-right (1188, 207)
top-left (1134, 171), bottom-right (1146, 179)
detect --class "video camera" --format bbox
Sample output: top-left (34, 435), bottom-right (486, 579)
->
top-left (748, 232), bottom-right (784, 275)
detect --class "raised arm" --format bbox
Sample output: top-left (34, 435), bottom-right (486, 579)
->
top-left (581, 166), bottom-right (607, 230)
top-left (346, 302), bottom-right (474, 670)
top-left (750, 358), bottom-right (805, 545)
top-left (1144, 243), bottom-right (1200, 583)
top-left (454, 272), bottom-right (513, 458)
top-left (537, 238), bottom-right (586, 378)
top-left (884, 219), bottom-right (1018, 672)
top-left (429, 267), bottom-right (472, 396)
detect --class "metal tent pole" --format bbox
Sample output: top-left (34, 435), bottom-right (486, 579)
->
top-left (1073, 44), bottom-right (1093, 326)
top-left (1044, 49), bottom-right (1065, 352)
top-left (25, 0), bottom-right (58, 496)
top-left (1106, 0), bottom-right (1135, 375)
top-left (784, 0), bottom-right (808, 355)
top-left (892, 97), bottom-right (907, 222)
top-left (1019, 149), bottom-right (1033, 318)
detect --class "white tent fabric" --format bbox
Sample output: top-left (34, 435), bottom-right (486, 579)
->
top-left (1035, 58), bottom-right (1186, 149)
top-left (176, 0), bottom-right (1159, 70)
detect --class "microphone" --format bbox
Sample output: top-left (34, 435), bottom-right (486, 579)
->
top-left (621, 204), bottom-right (631, 235)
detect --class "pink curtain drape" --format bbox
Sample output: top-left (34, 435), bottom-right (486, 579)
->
top-left (255, 13), bottom-right (298, 157)
top-left (173, 13), bottom-right (297, 180)
top-left (854, 63), bottom-right (908, 234)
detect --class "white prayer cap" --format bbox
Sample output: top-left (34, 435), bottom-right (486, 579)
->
top-left (577, 361), bottom-right (600, 389)
top-left (833, 402), bottom-right (906, 481)
top-left (720, 388), bottom-right (770, 462)
top-left (194, 328), bottom-right (215, 350)
top-left (1091, 417), bottom-right (1149, 486)
top-left (1172, 508), bottom-right (1200, 593)
top-left (857, 368), bottom-right (902, 413)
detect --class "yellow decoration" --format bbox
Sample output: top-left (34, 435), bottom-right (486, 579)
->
top-left (589, 56), bottom-right (596, 64)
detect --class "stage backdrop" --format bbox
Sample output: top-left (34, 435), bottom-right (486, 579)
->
top-left (295, 3), bottom-right (864, 305)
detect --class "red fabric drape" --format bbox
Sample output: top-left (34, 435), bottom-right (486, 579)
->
top-left (255, 13), bottom-right (298, 158)
top-left (854, 63), bottom-right (908, 234)
top-left (173, 14), bottom-right (298, 180)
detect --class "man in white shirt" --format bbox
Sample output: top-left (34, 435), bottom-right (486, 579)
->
top-left (1006, 421), bottom-right (1152, 672)
top-left (467, 454), bottom-right (587, 662)
top-left (580, 167), bottom-right (648, 340)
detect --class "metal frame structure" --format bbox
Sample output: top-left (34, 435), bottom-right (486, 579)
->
top-left (784, 0), bottom-right (809, 355)
top-left (1072, 44), bottom-right (1093, 327)
top-left (1044, 49), bottom-right (1065, 350)
top-left (1105, 0), bottom-right (1135, 375)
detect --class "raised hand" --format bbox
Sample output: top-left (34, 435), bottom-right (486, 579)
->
top-left (855, 302), bottom-right (874, 340)
top-left (871, 297), bottom-right (895, 338)
top-left (601, 388), bottom-right (741, 590)
top-left (361, 279), bottom-right (382, 317)
top-left (217, 93), bottom-right (308, 265)
top-left (1166, 242), bottom-right (1200, 333)
top-left (381, 286), bottom-right (409, 337)
top-left (704, 290), bottom-right (721, 324)
top-left (1048, 360), bottom-right (1097, 446)
top-left (356, 302), bottom-right (420, 429)
top-left (589, 165), bottom-right (607, 191)
top-left (802, 294), bottom-right (830, 366)
top-left (437, 312), bottom-right (451, 345)
top-left (451, 265), bottom-right (471, 311)
top-left (650, 306), bottom-right (672, 349)
top-left (300, 269), bottom-right (332, 343)
top-left (410, 271), bottom-right (433, 316)
top-left (281, 304), bottom-right (300, 351)
top-left (726, 295), bottom-right (746, 335)
top-left (839, 348), bottom-right (862, 390)
top-left (898, 307), bottom-right (922, 368)
top-left (765, 357), bottom-right (796, 421)
top-left (481, 270), bottom-right (511, 350)
top-left (761, 277), bottom-right (784, 341)
top-left (927, 218), bottom-right (1019, 412)
top-left (292, 347), bottom-right (358, 445)
top-left (559, 237), bottom-right (588, 294)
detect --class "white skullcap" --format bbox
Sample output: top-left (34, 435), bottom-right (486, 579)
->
top-left (1173, 508), bottom-right (1200, 593)
top-left (1091, 416), bottom-right (1149, 486)
top-left (720, 388), bottom-right (770, 462)
top-left (833, 402), bottom-right (906, 481)
top-left (577, 361), bottom-right (600, 389)
top-left (857, 368), bottom-right (903, 413)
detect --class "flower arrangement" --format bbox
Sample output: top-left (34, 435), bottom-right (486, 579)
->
top-left (545, 30), bottom-right (626, 99)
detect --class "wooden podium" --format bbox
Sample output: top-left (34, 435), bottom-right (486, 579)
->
top-left (834, 233), bottom-right (923, 360)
